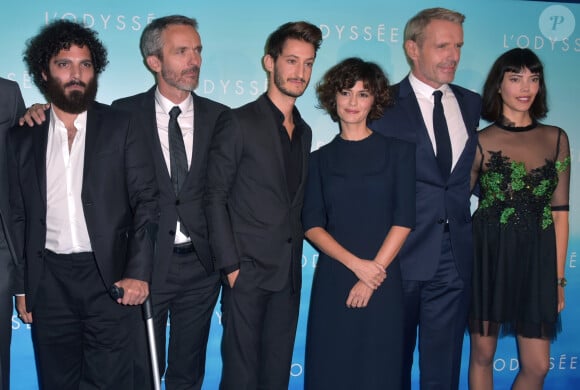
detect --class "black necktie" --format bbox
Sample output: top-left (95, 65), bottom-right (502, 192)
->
top-left (432, 90), bottom-right (452, 178)
top-left (169, 106), bottom-right (188, 194)
top-left (169, 106), bottom-right (189, 236)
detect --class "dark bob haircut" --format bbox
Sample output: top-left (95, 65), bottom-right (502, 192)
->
top-left (482, 48), bottom-right (548, 122)
top-left (316, 57), bottom-right (393, 122)
top-left (264, 21), bottom-right (322, 60)
top-left (23, 20), bottom-right (108, 95)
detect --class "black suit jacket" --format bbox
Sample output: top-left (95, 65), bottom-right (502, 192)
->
top-left (8, 102), bottom-right (159, 311)
top-left (112, 88), bottom-right (228, 287)
top-left (205, 94), bottom-right (311, 292)
top-left (0, 78), bottom-right (25, 269)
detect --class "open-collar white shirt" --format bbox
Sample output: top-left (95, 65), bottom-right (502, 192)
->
top-left (45, 109), bottom-right (92, 253)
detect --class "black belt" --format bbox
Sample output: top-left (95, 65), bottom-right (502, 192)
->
top-left (44, 249), bottom-right (94, 260)
top-left (173, 242), bottom-right (195, 254)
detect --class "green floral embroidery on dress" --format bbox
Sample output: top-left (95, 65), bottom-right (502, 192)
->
top-left (500, 207), bottom-right (515, 224)
top-left (477, 151), bottom-right (561, 230)
top-left (537, 157), bottom-right (571, 229)
top-left (556, 156), bottom-right (571, 173)
top-left (479, 171), bottom-right (505, 208)
top-left (542, 206), bottom-right (553, 230)
top-left (510, 161), bottom-right (526, 191)
top-left (533, 179), bottom-right (551, 197)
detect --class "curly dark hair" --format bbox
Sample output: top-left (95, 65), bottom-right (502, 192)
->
top-left (316, 57), bottom-right (393, 122)
top-left (23, 20), bottom-right (108, 95)
top-left (482, 48), bottom-right (548, 122)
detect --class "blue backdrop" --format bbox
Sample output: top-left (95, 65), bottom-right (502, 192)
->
top-left (1, 0), bottom-right (579, 388)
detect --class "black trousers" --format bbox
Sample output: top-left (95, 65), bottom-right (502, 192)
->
top-left (152, 248), bottom-right (220, 390)
top-left (219, 261), bottom-right (300, 390)
top-left (0, 248), bottom-right (13, 390)
top-left (32, 250), bottom-right (141, 390)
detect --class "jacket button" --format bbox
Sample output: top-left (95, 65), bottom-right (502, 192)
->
top-left (169, 230), bottom-right (175, 236)
top-left (286, 238), bottom-right (292, 243)
top-left (175, 199), bottom-right (180, 205)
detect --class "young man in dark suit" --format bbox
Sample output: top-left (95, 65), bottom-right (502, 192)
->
top-left (10, 20), bottom-right (158, 389)
top-left (370, 7), bottom-right (481, 390)
top-left (112, 16), bottom-right (227, 390)
top-left (205, 21), bottom-right (322, 390)
top-left (0, 77), bottom-right (25, 390)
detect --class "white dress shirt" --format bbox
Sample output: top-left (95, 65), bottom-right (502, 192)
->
top-left (45, 109), bottom-right (92, 253)
top-left (155, 89), bottom-right (194, 244)
top-left (408, 72), bottom-right (468, 171)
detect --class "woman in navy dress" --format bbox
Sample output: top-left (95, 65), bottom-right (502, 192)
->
top-left (302, 57), bottom-right (416, 389)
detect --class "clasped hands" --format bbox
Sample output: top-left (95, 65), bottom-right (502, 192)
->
top-left (347, 259), bottom-right (386, 309)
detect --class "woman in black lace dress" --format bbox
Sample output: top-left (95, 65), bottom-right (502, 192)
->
top-left (468, 48), bottom-right (570, 390)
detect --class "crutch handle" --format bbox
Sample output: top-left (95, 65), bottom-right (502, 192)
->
top-left (109, 284), bottom-right (125, 300)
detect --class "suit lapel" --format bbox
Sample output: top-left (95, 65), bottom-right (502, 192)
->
top-left (83, 105), bottom-right (102, 190)
top-left (449, 85), bottom-right (477, 179)
top-left (33, 117), bottom-right (50, 211)
top-left (144, 88), bottom-right (173, 191)
top-left (257, 97), bottom-right (290, 203)
top-left (185, 94), bottom-right (208, 189)
top-left (292, 126), bottom-right (310, 206)
top-left (399, 78), bottom-right (437, 155)
top-left (399, 78), bottom-right (442, 180)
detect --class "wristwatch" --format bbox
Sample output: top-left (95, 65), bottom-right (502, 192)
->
top-left (557, 277), bottom-right (567, 287)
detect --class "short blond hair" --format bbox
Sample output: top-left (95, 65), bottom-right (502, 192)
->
top-left (404, 7), bottom-right (465, 45)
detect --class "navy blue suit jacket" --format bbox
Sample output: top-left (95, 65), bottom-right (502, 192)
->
top-left (370, 76), bottom-right (481, 281)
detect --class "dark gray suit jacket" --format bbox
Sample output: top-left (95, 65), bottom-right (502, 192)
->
top-left (112, 87), bottom-right (228, 287)
top-left (0, 77), bottom-right (25, 390)
top-left (0, 78), bottom-right (25, 271)
top-left (8, 102), bottom-right (159, 311)
top-left (205, 94), bottom-right (311, 292)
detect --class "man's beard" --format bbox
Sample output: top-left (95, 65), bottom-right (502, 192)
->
top-left (273, 68), bottom-right (306, 99)
top-left (44, 75), bottom-right (98, 114)
top-left (161, 65), bottom-right (200, 92)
